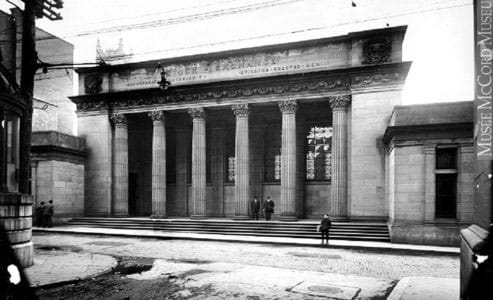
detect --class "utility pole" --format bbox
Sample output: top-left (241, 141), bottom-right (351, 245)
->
top-left (18, 0), bottom-right (63, 193)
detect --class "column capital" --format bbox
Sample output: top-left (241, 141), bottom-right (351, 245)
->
top-left (278, 100), bottom-right (297, 114)
top-left (188, 107), bottom-right (205, 120)
top-left (111, 113), bottom-right (127, 125)
top-left (149, 110), bottom-right (166, 122)
top-left (329, 95), bottom-right (351, 110)
top-left (232, 103), bottom-right (249, 118)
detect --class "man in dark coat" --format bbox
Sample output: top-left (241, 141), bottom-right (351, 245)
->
top-left (43, 200), bottom-right (54, 228)
top-left (35, 202), bottom-right (45, 227)
top-left (251, 197), bottom-right (260, 220)
top-left (320, 214), bottom-right (332, 246)
top-left (263, 196), bottom-right (275, 221)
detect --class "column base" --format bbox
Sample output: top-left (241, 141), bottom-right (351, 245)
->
top-left (232, 215), bottom-right (250, 220)
top-left (190, 215), bottom-right (207, 220)
top-left (150, 214), bottom-right (167, 219)
top-left (279, 215), bottom-right (298, 222)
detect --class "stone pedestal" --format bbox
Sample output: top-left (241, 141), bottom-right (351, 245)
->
top-left (232, 104), bottom-right (250, 220)
top-left (188, 107), bottom-right (207, 219)
top-left (279, 100), bottom-right (298, 221)
top-left (111, 113), bottom-right (128, 216)
top-left (150, 111), bottom-right (167, 219)
top-left (329, 95), bottom-right (350, 219)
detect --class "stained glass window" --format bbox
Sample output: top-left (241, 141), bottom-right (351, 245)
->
top-left (306, 125), bottom-right (332, 181)
top-left (225, 129), bottom-right (235, 182)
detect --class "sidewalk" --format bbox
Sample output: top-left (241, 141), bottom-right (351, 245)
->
top-left (25, 247), bottom-right (117, 288)
top-left (34, 225), bottom-right (459, 255)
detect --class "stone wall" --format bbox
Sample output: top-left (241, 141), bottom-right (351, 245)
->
top-left (350, 89), bottom-right (402, 220)
top-left (31, 131), bottom-right (86, 223)
top-left (78, 113), bottom-right (112, 216)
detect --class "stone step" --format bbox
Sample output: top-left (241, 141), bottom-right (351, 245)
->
top-left (67, 217), bottom-right (390, 242)
top-left (68, 221), bottom-right (388, 233)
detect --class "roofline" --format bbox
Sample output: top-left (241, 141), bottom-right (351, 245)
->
top-left (75, 25), bottom-right (408, 74)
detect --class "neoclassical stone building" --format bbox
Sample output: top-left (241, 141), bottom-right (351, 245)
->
top-left (71, 26), bottom-right (473, 245)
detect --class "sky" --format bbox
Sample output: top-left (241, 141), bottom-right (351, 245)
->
top-left (1, 0), bottom-right (475, 104)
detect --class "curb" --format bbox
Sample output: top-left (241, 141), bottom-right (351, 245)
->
top-left (32, 255), bottom-right (118, 289)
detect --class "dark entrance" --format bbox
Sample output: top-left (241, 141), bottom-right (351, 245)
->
top-left (129, 172), bottom-right (138, 216)
top-left (435, 173), bottom-right (457, 218)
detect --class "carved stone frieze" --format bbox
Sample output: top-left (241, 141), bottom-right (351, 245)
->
top-left (73, 77), bottom-right (350, 112)
top-left (232, 103), bottom-right (249, 118)
top-left (149, 110), bottom-right (165, 122)
top-left (351, 72), bottom-right (403, 88)
top-left (329, 95), bottom-right (351, 110)
top-left (362, 39), bottom-right (392, 65)
top-left (278, 100), bottom-right (298, 114)
top-left (188, 107), bottom-right (205, 120)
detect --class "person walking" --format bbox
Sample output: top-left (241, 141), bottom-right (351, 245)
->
top-left (43, 200), bottom-right (54, 228)
top-left (251, 197), bottom-right (260, 220)
top-left (263, 196), bottom-right (275, 221)
top-left (319, 214), bottom-right (332, 246)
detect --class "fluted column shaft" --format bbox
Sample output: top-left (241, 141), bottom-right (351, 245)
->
top-left (329, 95), bottom-right (350, 219)
top-left (112, 113), bottom-right (128, 216)
top-left (279, 100), bottom-right (298, 221)
top-left (150, 111), bottom-right (167, 218)
top-left (189, 107), bottom-right (207, 219)
top-left (232, 104), bottom-right (250, 219)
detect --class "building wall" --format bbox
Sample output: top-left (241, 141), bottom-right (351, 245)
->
top-left (32, 160), bottom-right (84, 221)
top-left (350, 89), bottom-right (402, 220)
top-left (78, 113), bottom-right (112, 216)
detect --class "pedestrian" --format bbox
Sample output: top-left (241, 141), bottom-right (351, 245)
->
top-left (35, 202), bottom-right (45, 227)
top-left (263, 196), bottom-right (275, 221)
top-left (43, 200), bottom-right (54, 228)
top-left (251, 197), bottom-right (260, 220)
top-left (319, 214), bottom-right (332, 246)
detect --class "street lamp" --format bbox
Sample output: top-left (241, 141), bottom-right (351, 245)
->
top-left (157, 64), bottom-right (171, 90)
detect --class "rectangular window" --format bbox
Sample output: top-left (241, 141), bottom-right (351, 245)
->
top-left (305, 124), bottom-right (332, 181)
top-left (264, 125), bottom-right (281, 182)
top-left (435, 147), bottom-right (457, 219)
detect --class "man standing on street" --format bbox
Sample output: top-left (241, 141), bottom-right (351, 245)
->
top-left (43, 200), bottom-right (54, 228)
top-left (251, 197), bottom-right (260, 220)
top-left (263, 196), bottom-right (275, 221)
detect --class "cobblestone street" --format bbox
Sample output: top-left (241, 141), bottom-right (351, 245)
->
top-left (32, 233), bottom-right (458, 280)
top-left (29, 232), bottom-right (459, 299)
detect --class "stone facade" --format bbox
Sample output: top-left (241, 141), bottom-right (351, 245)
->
top-left (69, 25), bottom-right (475, 245)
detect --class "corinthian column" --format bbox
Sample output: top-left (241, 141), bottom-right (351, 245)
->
top-left (188, 107), bottom-right (207, 219)
top-left (329, 95), bottom-right (350, 219)
top-left (149, 110), bottom-right (167, 218)
top-left (279, 100), bottom-right (298, 221)
top-left (111, 113), bottom-right (128, 216)
top-left (232, 103), bottom-right (250, 219)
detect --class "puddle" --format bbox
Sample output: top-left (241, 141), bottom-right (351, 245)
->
top-left (35, 245), bottom-right (83, 253)
top-left (114, 257), bottom-right (154, 275)
top-left (167, 259), bottom-right (212, 264)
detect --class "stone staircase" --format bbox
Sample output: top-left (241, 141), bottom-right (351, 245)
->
top-left (67, 218), bottom-right (390, 242)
